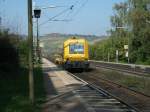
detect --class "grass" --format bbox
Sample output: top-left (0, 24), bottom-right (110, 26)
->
top-left (0, 66), bottom-right (45, 112)
top-left (96, 68), bottom-right (150, 96)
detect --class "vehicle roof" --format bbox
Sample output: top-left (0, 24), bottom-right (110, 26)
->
top-left (64, 37), bottom-right (86, 44)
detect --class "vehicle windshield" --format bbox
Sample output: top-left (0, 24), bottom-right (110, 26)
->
top-left (69, 43), bottom-right (84, 54)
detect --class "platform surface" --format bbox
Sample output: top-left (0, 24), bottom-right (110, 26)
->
top-left (42, 58), bottom-right (89, 112)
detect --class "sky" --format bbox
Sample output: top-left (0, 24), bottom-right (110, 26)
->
top-left (0, 0), bottom-right (126, 36)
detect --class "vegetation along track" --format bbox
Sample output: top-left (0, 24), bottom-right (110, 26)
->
top-left (73, 69), bottom-right (150, 112)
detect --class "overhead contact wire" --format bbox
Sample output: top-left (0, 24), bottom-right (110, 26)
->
top-left (70, 0), bottom-right (88, 20)
top-left (39, 7), bottom-right (72, 26)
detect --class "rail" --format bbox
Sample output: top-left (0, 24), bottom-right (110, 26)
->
top-left (68, 72), bottom-right (139, 112)
top-left (89, 60), bottom-right (150, 75)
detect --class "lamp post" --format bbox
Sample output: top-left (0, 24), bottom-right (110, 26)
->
top-left (34, 8), bottom-right (41, 63)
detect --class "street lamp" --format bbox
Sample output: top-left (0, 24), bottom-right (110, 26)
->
top-left (34, 8), bottom-right (41, 63)
top-left (34, 8), bottom-right (41, 18)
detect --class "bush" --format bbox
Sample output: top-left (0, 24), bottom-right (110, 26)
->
top-left (0, 34), bottom-right (19, 77)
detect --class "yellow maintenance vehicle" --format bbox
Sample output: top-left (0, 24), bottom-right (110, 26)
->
top-left (63, 37), bottom-right (89, 70)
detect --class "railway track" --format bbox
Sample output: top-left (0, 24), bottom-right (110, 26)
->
top-left (44, 59), bottom-right (144, 111)
top-left (67, 72), bottom-right (139, 112)
top-left (90, 61), bottom-right (150, 77)
top-left (91, 74), bottom-right (150, 97)
top-left (72, 70), bottom-right (150, 112)
top-left (95, 65), bottom-right (150, 78)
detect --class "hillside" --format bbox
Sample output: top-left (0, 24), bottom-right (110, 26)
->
top-left (40, 33), bottom-right (106, 43)
top-left (40, 33), bottom-right (106, 58)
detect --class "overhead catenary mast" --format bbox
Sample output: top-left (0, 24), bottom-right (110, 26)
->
top-left (28, 0), bottom-right (34, 104)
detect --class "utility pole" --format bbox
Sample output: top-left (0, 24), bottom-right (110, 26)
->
top-left (28, 0), bottom-right (34, 104)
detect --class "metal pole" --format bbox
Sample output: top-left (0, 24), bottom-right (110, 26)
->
top-left (128, 36), bottom-right (130, 64)
top-left (116, 55), bottom-right (118, 63)
top-left (128, 57), bottom-right (129, 63)
top-left (0, 17), bottom-right (1, 31)
top-left (28, 0), bottom-right (34, 103)
top-left (34, 32), bottom-right (36, 63)
top-left (36, 18), bottom-right (39, 63)
top-left (108, 52), bottom-right (110, 62)
top-left (116, 50), bottom-right (118, 63)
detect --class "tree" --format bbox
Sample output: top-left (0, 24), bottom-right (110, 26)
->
top-left (127, 0), bottom-right (150, 64)
top-left (90, 0), bottom-right (150, 65)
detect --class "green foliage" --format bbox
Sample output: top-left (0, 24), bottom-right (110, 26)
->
top-left (127, 0), bottom-right (150, 64)
top-left (0, 30), bottom-right (45, 111)
top-left (0, 29), bottom-right (31, 76)
top-left (0, 67), bottom-right (45, 112)
top-left (90, 36), bottom-right (128, 62)
top-left (18, 40), bottom-right (29, 66)
top-left (90, 0), bottom-right (150, 65)
top-left (0, 31), bottom-right (19, 76)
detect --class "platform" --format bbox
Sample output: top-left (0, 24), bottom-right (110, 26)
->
top-left (42, 58), bottom-right (89, 112)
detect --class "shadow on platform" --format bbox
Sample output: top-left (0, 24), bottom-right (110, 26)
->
top-left (43, 72), bottom-right (58, 97)
top-left (43, 66), bottom-right (63, 73)
top-left (42, 65), bottom-right (88, 112)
